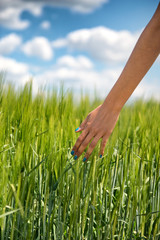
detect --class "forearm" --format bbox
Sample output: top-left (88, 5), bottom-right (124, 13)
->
top-left (104, 3), bottom-right (160, 111)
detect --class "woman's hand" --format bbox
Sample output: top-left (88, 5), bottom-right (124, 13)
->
top-left (72, 2), bottom-right (160, 162)
top-left (74, 104), bottom-right (102, 133)
top-left (71, 102), bottom-right (120, 162)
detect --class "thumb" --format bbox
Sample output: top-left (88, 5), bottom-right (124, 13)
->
top-left (75, 116), bottom-right (89, 133)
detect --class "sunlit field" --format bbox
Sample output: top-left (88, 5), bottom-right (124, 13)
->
top-left (0, 79), bottom-right (160, 240)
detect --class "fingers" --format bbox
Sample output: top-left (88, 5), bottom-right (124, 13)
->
top-left (99, 134), bottom-right (109, 158)
top-left (82, 135), bottom-right (101, 162)
top-left (75, 115), bottom-right (89, 132)
top-left (71, 132), bottom-right (109, 162)
top-left (71, 129), bottom-right (89, 156)
top-left (74, 132), bottom-right (94, 159)
top-left (81, 134), bottom-right (109, 162)
top-left (79, 117), bottom-right (88, 130)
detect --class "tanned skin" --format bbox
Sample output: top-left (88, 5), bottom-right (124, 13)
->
top-left (71, 3), bottom-right (160, 162)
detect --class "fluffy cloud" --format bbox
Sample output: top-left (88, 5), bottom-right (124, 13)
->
top-left (22, 37), bottom-right (53, 60)
top-left (33, 55), bottom-right (160, 101)
top-left (34, 55), bottom-right (122, 97)
top-left (0, 1), bottom-right (42, 29)
top-left (0, 0), bottom-right (108, 30)
top-left (0, 54), bottom-right (160, 101)
top-left (40, 21), bottom-right (51, 30)
top-left (0, 7), bottom-right (29, 30)
top-left (131, 80), bottom-right (160, 101)
top-left (57, 55), bottom-right (93, 69)
top-left (34, 60), bottom-right (160, 101)
top-left (0, 55), bottom-right (30, 86)
top-left (52, 27), bottom-right (140, 64)
top-left (0, 56), bottom-right (28, 75)
top-left (48, 0), bottom-right (109, 13)
top-left (0, 34), bottom-right (22, 55)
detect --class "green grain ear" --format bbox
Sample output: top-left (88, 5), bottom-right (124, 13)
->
top-left (0, 75), bottom-right (159, 238)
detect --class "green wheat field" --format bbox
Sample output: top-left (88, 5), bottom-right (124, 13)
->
top-left (0, 78), bottom-right (160, 240)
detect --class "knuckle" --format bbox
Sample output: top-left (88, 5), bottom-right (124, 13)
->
top-left (81, 142), bottom-right (87, 149)
top-left (99, 131), bottom-right (104, 137)
top-left (78, 133), bottom-right (85, 142)
top-left (78, 145), bottom-right (86, 154)
top-left (78, 142), bottom-right (88, 154)
top-left (101, 147), bottom-right (105, 152)
top-left (80, 121), bottom-right (86, 128)
top-left (78, 151), bottom-right (83, 157)
top-left (75, 140), bottom-right (80, 147)
top-left (78, 136), bottom-right (83, 142)
top-left (85, 122), bottom-right (91, 129)
top-left (105, 130), bottom-right (111, 137)
top-left (102, 142), bottom-right (106, 149)
top-left (90, 127), bottom-right (97, 135)
top-left (90, 140), bottom-right (97, 149)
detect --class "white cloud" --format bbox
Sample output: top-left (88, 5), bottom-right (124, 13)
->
top-left (34, 62), bottom-right (160, 102)
top-left (0, 7), bottom-right (29, 30)
top-left (22, 37), bottom-right (53, 61)
top-left (0, 55), bottom-right (31, 86)
top-left (52, 38), bottom-right (67, 48)
top-left (0, 0), bottom-right (109, 30)
top-left (0, 56), bottom-right (28, 75)
top-left (0, 1), bottom-right (42, 30)
top-left (40, 21), bottom-right (51, 30)
top-left (34, 55), bottom-right (121, 97)
top-left (0, 34), bottom-right (22, 55)
top-left (0, 54), bottom-right (160, 101)
top-left (52, 27), bottom-right (140, 64)
top-left (51, 0), bottom-right (108, 13)
top-left (131, 80), bottom-right (160, 101)
top-left (57, 55), bottom-right (93, 69)
top-left (32, 55), bottom-right (160, 101)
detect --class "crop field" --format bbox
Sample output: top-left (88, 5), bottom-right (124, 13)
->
top-left (0, 79), bottom-right (160, 240)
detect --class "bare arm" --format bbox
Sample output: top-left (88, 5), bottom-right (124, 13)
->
top-left (105, 2), bottom-right (160, 111)
top-left (71, 3), bottom-right (160, 162)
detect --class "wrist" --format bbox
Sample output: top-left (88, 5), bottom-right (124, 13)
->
top-left (102, 91), bottom-right (123, 113)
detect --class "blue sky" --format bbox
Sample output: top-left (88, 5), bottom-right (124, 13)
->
top-left (0, 0), bottom-right (160, 101)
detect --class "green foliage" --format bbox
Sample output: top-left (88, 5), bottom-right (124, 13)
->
top-left (0, 79), bottom-right (160, 239)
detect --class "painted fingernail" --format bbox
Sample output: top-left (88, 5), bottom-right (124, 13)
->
top-left (99, 155), bottom-right (102, 158)
top-left (83, 157), bottom-right (87, 162)
top-left (74, 155), bottom-right (78, 160)
top-left (71, 150), bottom-right (74, 155)
top-left (75, 128), bottom-right (79, 132)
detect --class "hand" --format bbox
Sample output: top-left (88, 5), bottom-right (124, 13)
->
top-left (74, 104), bottom-right (102, 133)
top-left (71, 102), bottom-right (120, 162)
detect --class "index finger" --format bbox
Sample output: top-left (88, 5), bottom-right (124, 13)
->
top-left (71, 129), bottom-right (89, 155)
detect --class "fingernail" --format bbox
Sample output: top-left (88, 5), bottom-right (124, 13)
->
top-left (83, 157), bottom-right (87, 162)
top-left (71, 150), bottom-right (74, 155)
top-left (99, 155), bottom-right (102, 158)
top-left (74, 155), bottom-right (78, 160)
top-left (75, 128), bottom-right (79, 132)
